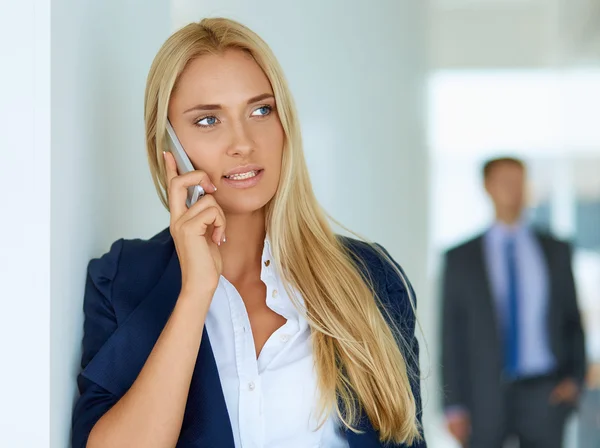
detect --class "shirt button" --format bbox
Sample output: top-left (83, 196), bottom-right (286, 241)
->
top-left (264, 260), bottom-right (271, 267)
top-left (248, 381), bottom-right (255, 391)
top-left (272, 289), bottom-right (278, 298)
top-left (280, 334), bottom-right (290, 343)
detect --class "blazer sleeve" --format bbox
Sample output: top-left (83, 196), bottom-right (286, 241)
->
top-left (559, 242), bottom-right (586, 384)
top-left (71, 240), bottom-right (123, 448)
top-left (440, 251), bottom-right (469, 410)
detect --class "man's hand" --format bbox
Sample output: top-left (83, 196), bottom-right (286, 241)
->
top-left (446, 410), bottom-right (471, 447)
top-left (549, 378), bottom-right (579, 405)
top-left (586, 363), bottom-right (600, 389)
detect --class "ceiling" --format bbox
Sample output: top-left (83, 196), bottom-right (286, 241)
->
top-left (428, 0), bottom-right (600, 68)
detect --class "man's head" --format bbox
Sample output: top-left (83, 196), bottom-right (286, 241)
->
top-left (483, 157), bottom-right (526, 222)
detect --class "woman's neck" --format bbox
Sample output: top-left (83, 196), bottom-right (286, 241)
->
top-left (219, 209), bottom-right (266, 283)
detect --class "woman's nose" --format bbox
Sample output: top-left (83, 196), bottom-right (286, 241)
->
top-left (226, 122), bottom-right (254, 157)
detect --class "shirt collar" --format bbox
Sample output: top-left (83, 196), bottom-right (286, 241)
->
top-left (487, 219), bottom-right (532, 246)
top-left (260, 238), bottom-right (307, 311)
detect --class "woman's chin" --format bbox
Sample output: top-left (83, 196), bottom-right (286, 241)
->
top-left (219, 194), bottom-right (272, 217)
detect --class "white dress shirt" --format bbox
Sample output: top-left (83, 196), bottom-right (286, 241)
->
top-left (204, 240), bottom-right (350, 448)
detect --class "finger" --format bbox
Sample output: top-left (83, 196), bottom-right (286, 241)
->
top-left (165, 159), bottom-right (216, 220)
top-left (181, 207), bottom-right (226, 245)
top-left (206, 224), bottom-right (225, 246)
top-left (181, 193), bottom-right (221, 218)
top-left (170, 170), bottom-right (216, 218)
top-left (179, 196), bottom-right (226, 244)
top-left (211, 214), bottom-right (226, 246)
top-left (164, 151), bottom-right (187, 220)
top-left (213, 225), bottom-right (226, 246)
top-left (563, 386), bottom-right (577, 401)
top-left (207, 207), bottom-right (226, 246)
top-left (175, 170), bottom-right (217, 195)
top-left (164, 151), bottom-right (217, 195)
top-left (180, 195), bottom-right (226, 228)
top-left (163, 151), bottom-right (178, 185)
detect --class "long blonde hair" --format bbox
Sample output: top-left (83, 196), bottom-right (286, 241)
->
top-left (144, 18), bottom-right (421, 445)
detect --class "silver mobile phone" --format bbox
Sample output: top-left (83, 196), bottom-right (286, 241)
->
top-left (166, 119), bottom-right (205, 207)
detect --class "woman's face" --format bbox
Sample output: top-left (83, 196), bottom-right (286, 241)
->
top-left (168, 49), bottom-right (284, 215)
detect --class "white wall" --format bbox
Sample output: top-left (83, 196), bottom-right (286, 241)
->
top-left (0, 1), bottom-right (51, 446)
top-left (50, 0), bottom-right (170, 446)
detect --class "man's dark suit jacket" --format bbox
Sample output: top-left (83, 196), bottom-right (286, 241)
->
top-left (441, 230), bottom-right (585, 433)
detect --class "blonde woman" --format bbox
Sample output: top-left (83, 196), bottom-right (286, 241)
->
top-left (72, 18), bottom-right (425, 448)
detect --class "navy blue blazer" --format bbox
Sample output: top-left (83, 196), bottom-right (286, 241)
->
top-left (72, 228), bottom-right (426, 447)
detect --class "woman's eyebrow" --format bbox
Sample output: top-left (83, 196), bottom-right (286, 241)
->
top-left (246, 93), bottom-right (274, 104)
top-left (183, 93), bottom-right (275, 114)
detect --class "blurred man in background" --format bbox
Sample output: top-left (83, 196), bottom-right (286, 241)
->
top-left (441, 157), bottom-right (586, 448)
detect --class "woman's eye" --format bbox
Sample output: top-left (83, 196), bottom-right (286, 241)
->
top-left (251, 105), bottom-right (272, 117)
top-left (196, 116), bottom-right (219, 127)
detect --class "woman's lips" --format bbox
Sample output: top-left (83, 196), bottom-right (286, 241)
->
top-left (224, 170), bottom-right (259, 180)
top-left (222, 169), bottom-right (264, 189)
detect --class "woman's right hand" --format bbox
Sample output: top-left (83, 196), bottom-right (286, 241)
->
top-left (164, 151), bottom-right (226, 298)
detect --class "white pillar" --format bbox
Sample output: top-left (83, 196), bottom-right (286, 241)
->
top-left (50, 0), bottom-right (170, 446)
top-left (0, 1), bottom-right (51, 446)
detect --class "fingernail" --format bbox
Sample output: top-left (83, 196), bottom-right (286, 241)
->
top-left (162, 151), bottom-right (166, 157)
top-left (212, 184), bottom-right (217, 192)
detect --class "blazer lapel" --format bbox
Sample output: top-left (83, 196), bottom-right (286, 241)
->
top-left (472, 236), bottom-right (504, 347)
top-left (82, 250), bottom-right (234, 447)
top-left (179, 326), bottom-right (235, 447)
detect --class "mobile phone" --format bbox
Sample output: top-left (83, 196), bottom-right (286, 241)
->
top-left (166, 119), bottom-right (205, 207)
